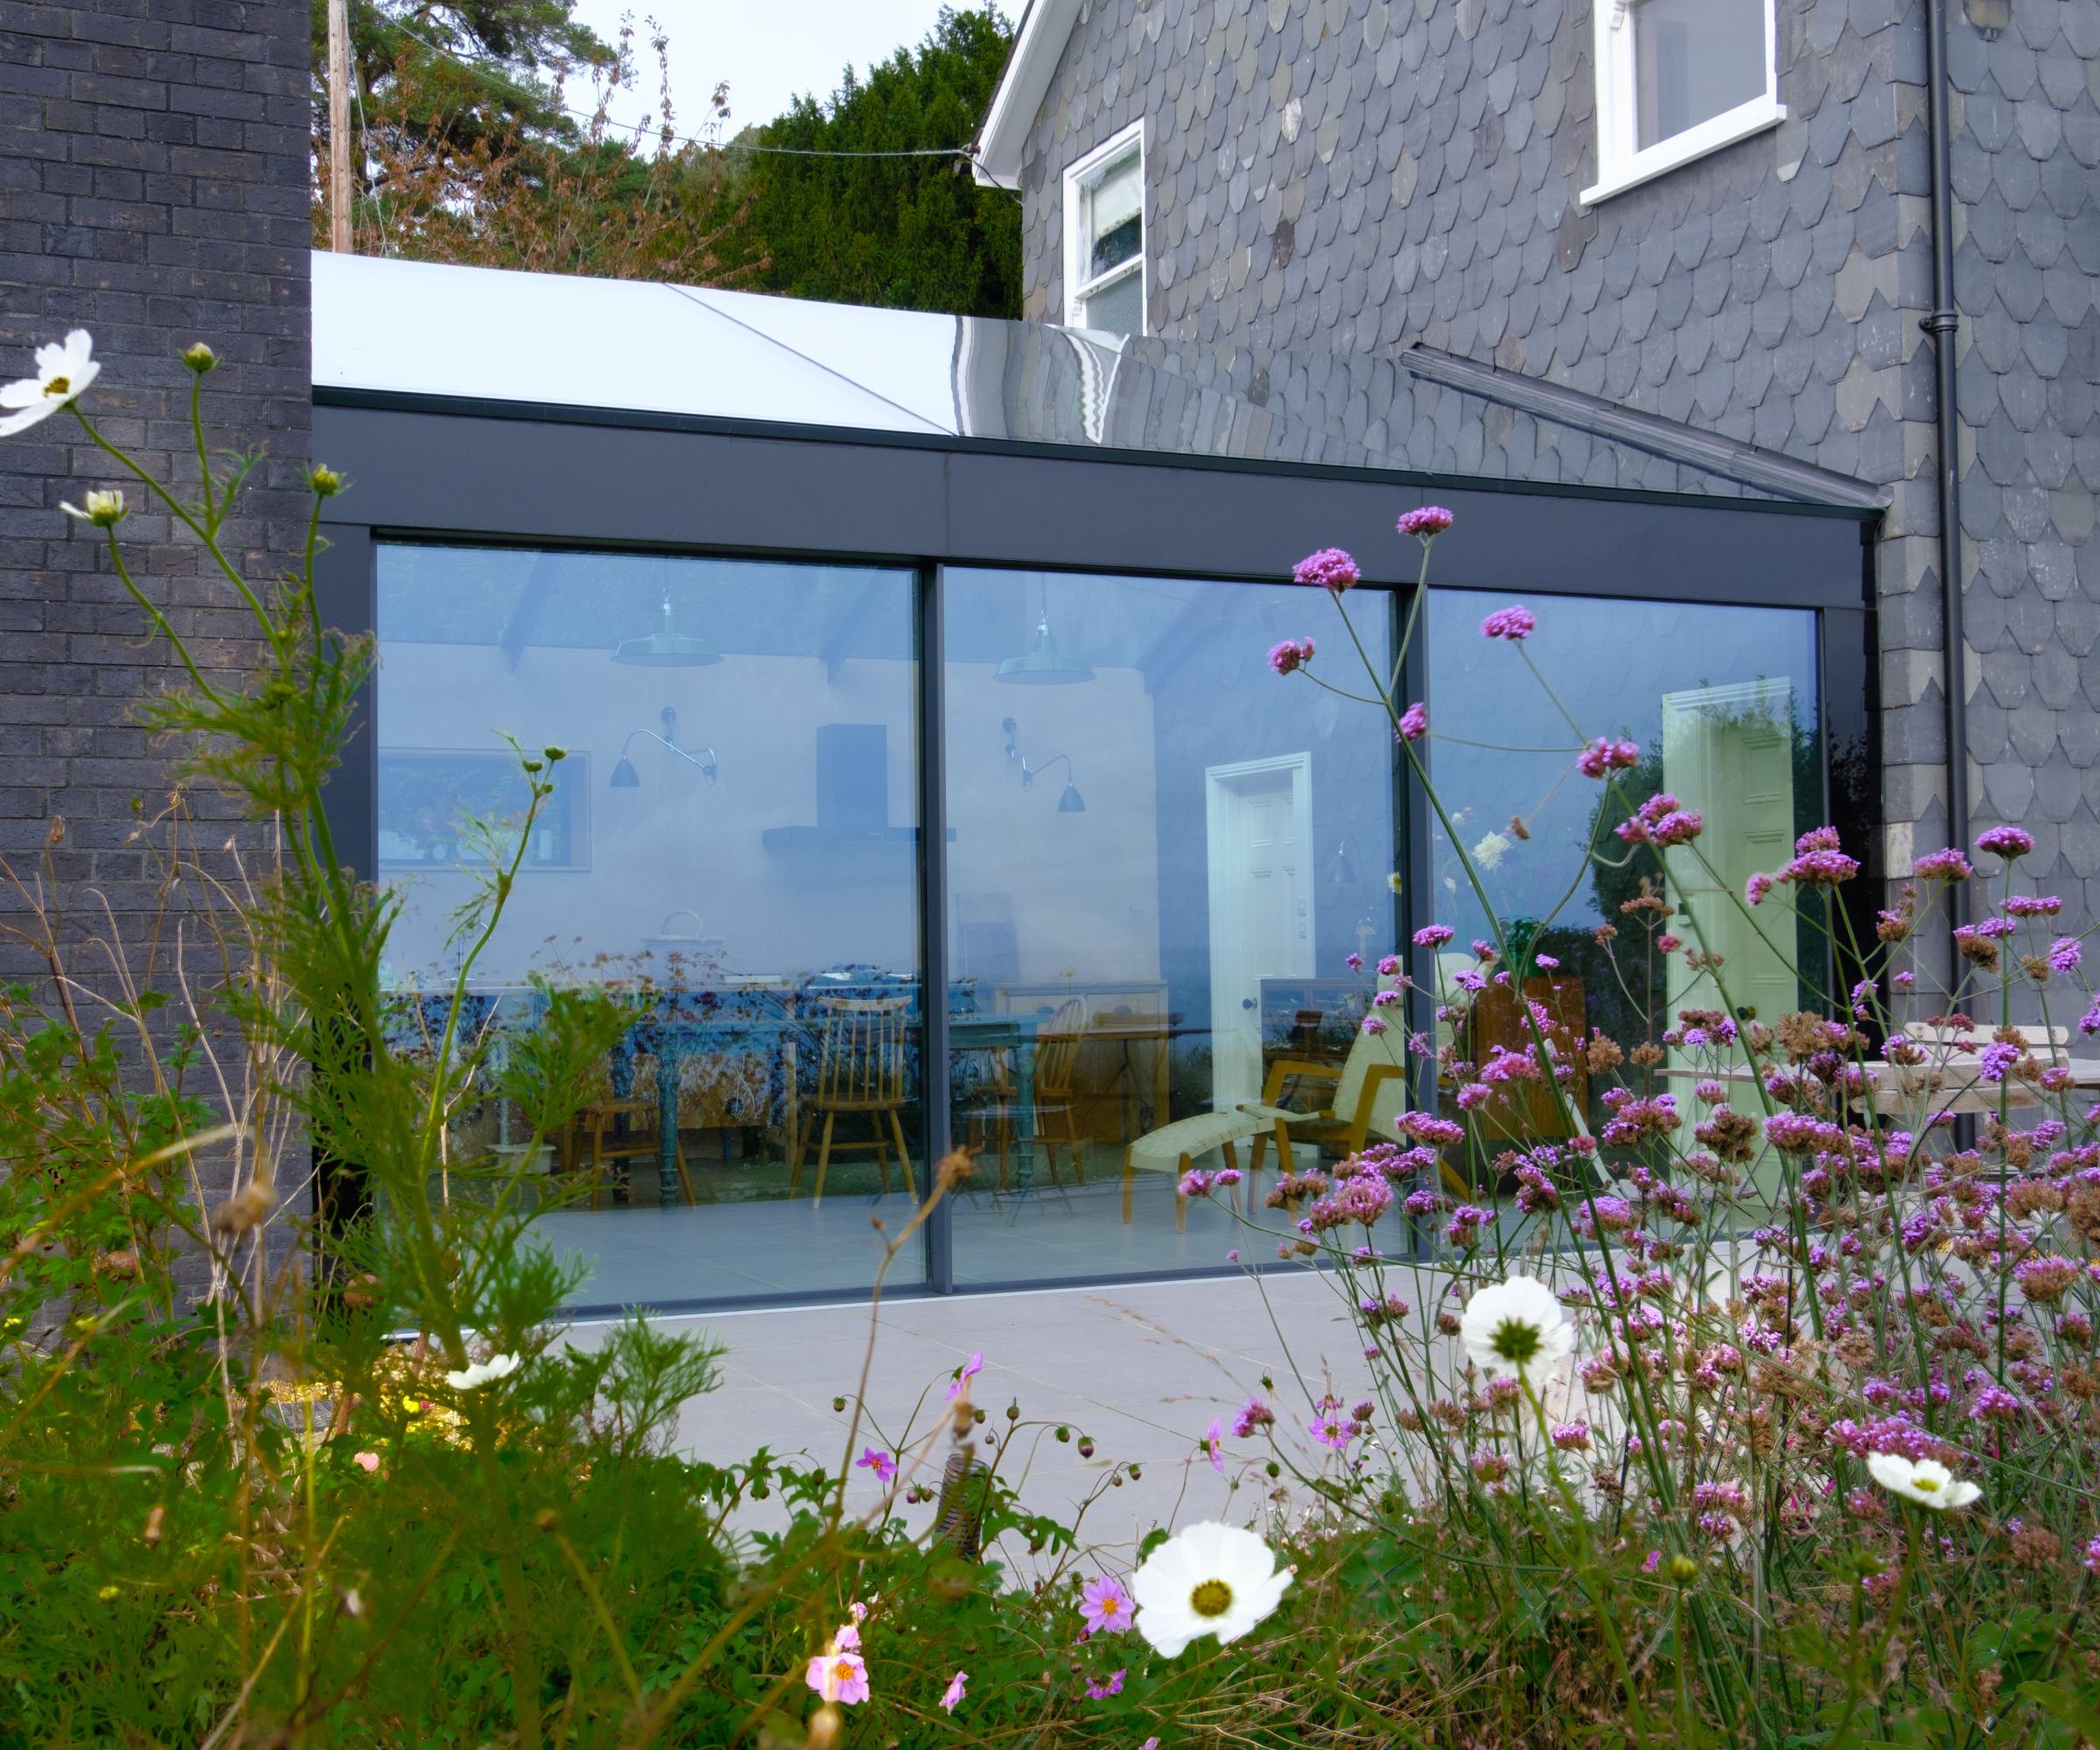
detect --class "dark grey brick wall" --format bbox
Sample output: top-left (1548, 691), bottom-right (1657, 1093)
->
top-left (1, 0), bottom-right (310, 1285)
top-left (1016, 0), bottom-right (2100, 946)
top-left (0, 0), bottom-right (311, 957)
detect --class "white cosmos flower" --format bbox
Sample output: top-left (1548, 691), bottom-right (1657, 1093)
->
top-left (1129, 1521), bottom-right (1291, 1657)
top-left (1865, 1451), bottom-right (1981, 1510)
top-left (0, 330), bottom-right (99, 437)
top-left (1473, 830), bottom-right (1512, 871)
top-left (1460, 1275), bottom-right (1574, 1390)
top-left (444, 1351), bottom-right (522, 1391)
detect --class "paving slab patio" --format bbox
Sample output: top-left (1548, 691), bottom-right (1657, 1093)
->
top-left (564, 1268), bottom-right (1392, 1563)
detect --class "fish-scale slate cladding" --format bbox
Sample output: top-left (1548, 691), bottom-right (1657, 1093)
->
top-left (1018, 0), bottom-right (2100, 935)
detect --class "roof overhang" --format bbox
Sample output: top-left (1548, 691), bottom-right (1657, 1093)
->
top-left (973, 0), bottom-right (1083, 189)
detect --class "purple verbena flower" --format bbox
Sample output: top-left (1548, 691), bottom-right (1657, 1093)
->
top-left (1396, 505), bottom-right (1454, 539)
top-left (1292, 547), bottom-right (1361, 592)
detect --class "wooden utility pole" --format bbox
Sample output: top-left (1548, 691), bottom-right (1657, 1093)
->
top-left (327, 0), bottom-right (353, 251)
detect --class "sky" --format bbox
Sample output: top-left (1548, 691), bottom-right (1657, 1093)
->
top-left (562, 0), bottom-right (966, 146)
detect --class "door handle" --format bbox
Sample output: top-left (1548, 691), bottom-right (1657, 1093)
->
top-left (1242, 998), bottom-right (1255, 1010)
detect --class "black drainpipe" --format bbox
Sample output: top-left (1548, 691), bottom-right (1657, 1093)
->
top-left (1923, 0), bottom-right (1969, 925)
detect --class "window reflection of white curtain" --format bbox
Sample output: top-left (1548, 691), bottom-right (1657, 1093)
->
top-left (1661, 679), bottom-right (1796, 1060)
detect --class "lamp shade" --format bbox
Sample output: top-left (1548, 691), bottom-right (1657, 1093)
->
top-left (1056, 782), bottom-right (1086, 813)
top-left (613, 598), bottom-right (721, 666)
top-left (996, 617), bottom-right (1095, 684)
top-left (609, 756), bottom-right (640, 788)
top-left (1327, 842), bottom-right (1360, 886)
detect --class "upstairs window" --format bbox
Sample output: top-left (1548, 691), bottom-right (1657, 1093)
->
top-left (1064, 122), bottom-right (1145, 337)
top-left (1585, 0), bottom-right (1784, 205)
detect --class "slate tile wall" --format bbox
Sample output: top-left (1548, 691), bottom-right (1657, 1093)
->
top-left (1018, 0), bottom-right (2100, 973)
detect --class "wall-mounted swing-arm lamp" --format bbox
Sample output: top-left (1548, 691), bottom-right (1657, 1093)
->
top-left (610, 705), bottom-right (718, 788)
top-left (1003, 717), bottom-right (1085, 812)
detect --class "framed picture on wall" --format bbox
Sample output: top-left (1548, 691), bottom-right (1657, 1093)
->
top-left (377, 748), bottom-right (591, 872)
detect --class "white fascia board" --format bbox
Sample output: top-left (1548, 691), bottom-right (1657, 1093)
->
top-left (972, 0), bottom-right (1084, 190)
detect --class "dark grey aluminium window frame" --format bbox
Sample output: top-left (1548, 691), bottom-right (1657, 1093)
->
top-left (312, 395), bottom-right (1880, 1313)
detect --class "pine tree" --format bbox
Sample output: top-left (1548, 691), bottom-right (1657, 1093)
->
top-left (721, 6), bottom-right (1021, 319)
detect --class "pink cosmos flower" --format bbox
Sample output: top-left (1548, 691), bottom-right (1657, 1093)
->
top-left (1912, 847), bottom-right (1973, 881)
top-left (1397, 505), bottom-right (1454, 539)
top-left (1084, 1669), bottom-right (1126, 1700)
top-left (1292, 547), bottom-right (1361, 592)
top-left (1310, 1410), bottom-right (1354, 1450)
top-left (1079, 1573), bottom-right (1136, 1635)
top-left (353, 1452), bottom-right (380, 1474)
top-left (1204, 1418), bottom-right (1226, 1474)
top-left (1976, 824), bottom-right (2035, 859)
top-left (1480, 605), bottom-right (1535, 640)
top-left (940, 1671), bottom-right (968, 1713)
top-left (1398, 700), bottom-right (1428, 741)
top-left (856, 1446), bottom-right (897, 1484)
top-left (807, 1650), bottom-right (871, 1704)
top-left (1267, 637), bottom-right (1315, 676)
top-left (947, 1353), bottom-right (984, 1401)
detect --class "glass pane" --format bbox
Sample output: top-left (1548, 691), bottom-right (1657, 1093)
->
top-left (1080, 268), bottom-right (1144, 338)
top-left (1086, 151), bottom-right (1143, 278)
top-left (376, 545), bottom-right (924, 1308)
top-left (1424, 591), bottom-right (1820, 1169)
top-left (1635, 0), bottom-right (1767, 148)
top-left (943, 568), bottom-right (1402, 1286)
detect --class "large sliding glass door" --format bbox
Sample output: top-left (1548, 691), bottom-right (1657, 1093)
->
top-left (375, 545), bottom-right (923, 1308)
top-left (370, 549), bottom-right (1835, 1307)
top-left (939, 568), bottom-right (1406, 1286)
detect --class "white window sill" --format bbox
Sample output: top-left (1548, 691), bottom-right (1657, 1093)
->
top-left (1580, 96), bottom-right (1787, 206)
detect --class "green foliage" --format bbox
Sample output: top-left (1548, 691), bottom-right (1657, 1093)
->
top-left (718, 5), bottom-right (1022, 318)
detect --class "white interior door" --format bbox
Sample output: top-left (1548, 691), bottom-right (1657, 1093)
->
top-left (1207, 754), bottom-right (1315, 1108)
top-left (1662, 680), bottom-right (1796, 1054)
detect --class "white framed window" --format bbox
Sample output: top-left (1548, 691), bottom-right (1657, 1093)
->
top-left (1582, 0), bottom-right (1786, 206)
top-left (1062, 121), bottom-right (1145, 337)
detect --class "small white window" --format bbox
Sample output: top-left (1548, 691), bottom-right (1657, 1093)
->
top-left (1583, 0), bottom-right (1785, 206)
top-left (1063, 122), bottom-right (1145, 337)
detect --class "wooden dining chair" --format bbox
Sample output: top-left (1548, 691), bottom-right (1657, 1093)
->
top-left (560, 1054), bottom-right (696, 1210)
top-left (789, 997), bottom-right (917, 1204)
top-left (1026, 999), bottom-right (1088, 1187)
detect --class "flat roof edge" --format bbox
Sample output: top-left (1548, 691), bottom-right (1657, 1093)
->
top-left (313, 385), bottom-right (1880, 521)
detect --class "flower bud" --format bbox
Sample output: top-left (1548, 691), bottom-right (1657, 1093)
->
top-left (182, 342), bottom-right (217, 372)
top-left (535, 1508), bottom-right (561, 1533)
top-left (62, 489), bottom-right (127, 528)
top-left (308, 465), bottom-right (344, 496)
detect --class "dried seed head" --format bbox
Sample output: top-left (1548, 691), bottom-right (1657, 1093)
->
top-left (97, 1249), bottom-right (140, 1280)
top-left (143, 1504), bottom-right (164, 1547)
top-left (210, 1181), bottom-right (274, 1236)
